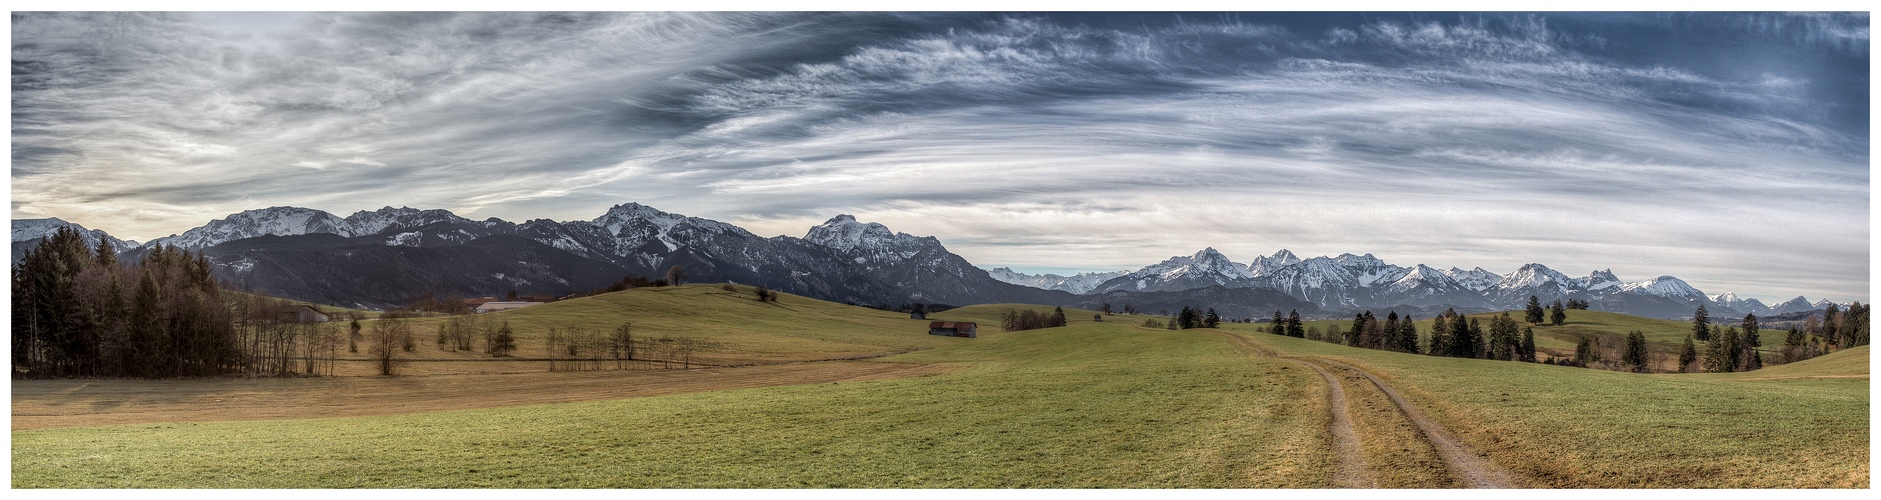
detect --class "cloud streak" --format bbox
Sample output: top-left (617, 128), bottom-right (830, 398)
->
top-left (10, 12), bottom-right (1869, 303)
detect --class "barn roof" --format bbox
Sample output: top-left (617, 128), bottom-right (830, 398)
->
top-left (928, 321), bottom-right (976, 329)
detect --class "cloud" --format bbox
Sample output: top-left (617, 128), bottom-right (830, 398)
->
top-left (10, 12), bottom-right (1869, 302)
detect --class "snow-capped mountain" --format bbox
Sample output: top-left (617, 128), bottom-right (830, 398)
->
top-left (1482, 263), bottom-right (1579, 304)
top-left (105, 202), bottom-right (1074, 309)
top-left (1770, 296), bottom-right (1817, 315)
top-left (11, 218), bottom-right (139, 262)
top-left (803, 214), bottom-right (939, 269)
top-left (1711, 292), bottom-right (1773, 316)
top-left (1089, 247), bottom-right (1253, 293)
top-left (343, 206), bottom-right (476, 237)
top-left (1246, 249), bottom-right (1301, 277)
top-left (1373, 264), bottom-right (1484, 308)
top-left (1577, 269), bottom-right (1623, 291)
top-left (987, 268), bottom-right (1130, 294)
top-left (1615, 275), bottom-right (1711, 302)
top-left (1442, 267), bottom-right (1503, 292)
top-left (1252, 256), bottom-right (1367, 309)
top-left (144, 206), bottom-right (352, 249)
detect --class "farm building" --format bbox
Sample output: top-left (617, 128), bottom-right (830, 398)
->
top-left (284, 305), bottom-right (330, 323)
top-left (910, 311), bottom-right (927, 320)
top-left (928, 321), bottom-right (977, 338)
top-left (475, 301), bottom-right (543, 314)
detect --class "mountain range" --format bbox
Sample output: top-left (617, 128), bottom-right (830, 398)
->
top-left (11, 204), bottom-right (1856, 319)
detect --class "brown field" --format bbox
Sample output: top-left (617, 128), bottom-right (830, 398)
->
top-left (11, 359), bottom-right (948, 430)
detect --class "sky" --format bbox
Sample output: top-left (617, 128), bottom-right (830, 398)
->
top-left (8, 11), bottom-right (1871, 303)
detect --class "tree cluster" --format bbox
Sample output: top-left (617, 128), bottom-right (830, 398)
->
top-left (13, 228), bottom-right (239, 378)
top-left (1172, 307), bottom-right (1221, 329)
top-left (1002, 307), bottom-right (1068, 332)
top-left (1343, 311), bottom-right (1418, 353)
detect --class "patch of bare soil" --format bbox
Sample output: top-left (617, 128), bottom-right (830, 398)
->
top-left (12, 360), bottom-right (949, 430)
top-left (1291, 359), bottom-right (1378, 488)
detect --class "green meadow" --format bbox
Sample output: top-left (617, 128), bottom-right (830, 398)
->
top-left (12, 287), bottom-right (1868, 488)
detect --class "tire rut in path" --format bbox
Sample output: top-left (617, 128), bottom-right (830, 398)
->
top-left (1289, 359), bottom-right (1377, 488)
top-left (1218, 332), bottom-right (1374, 487)
top-left (1309, 357), bottom-right (1520, 489)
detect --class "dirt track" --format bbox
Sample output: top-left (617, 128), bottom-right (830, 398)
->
top-left (1224, 331), bottom-right (1522, 489)
top-left (1309, 357), bottom-right (1521, 489)
top-left (12, 360), bottom-right (948, 430)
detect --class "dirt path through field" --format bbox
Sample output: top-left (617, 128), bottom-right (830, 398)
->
top-left (1308, 358), bottom-right (1520, 488)
top-left (1217, 332), bottom-right (1375, 487)
top-left (13, 360), bottom-right (948, 430)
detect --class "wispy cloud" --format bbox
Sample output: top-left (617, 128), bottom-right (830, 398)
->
top-left (10, 12), bottom-right (1868, 302)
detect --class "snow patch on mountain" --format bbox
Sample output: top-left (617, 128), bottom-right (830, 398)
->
top-left (1246, 249), bottom-right (1301, 277)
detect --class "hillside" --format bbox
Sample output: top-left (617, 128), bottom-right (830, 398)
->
top-left (395, 284), bottom-right (960, 365)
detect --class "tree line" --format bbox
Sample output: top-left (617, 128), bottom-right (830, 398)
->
top-left (13, 228), bottom-right (244, 378)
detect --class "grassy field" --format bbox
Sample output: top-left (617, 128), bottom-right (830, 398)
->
top-left (380, 285), bottom-right (960, 365)
top-left (13, 322), bottom-right (1333, 488)
top-left (1226, 323), bottom-right (1869, 488)
top-left (12, 290), bottom-right (1867, 488)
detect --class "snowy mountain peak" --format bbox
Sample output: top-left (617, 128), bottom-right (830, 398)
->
top-left (1443, 266), bottom-right (1504, 292)
top-left (11, 218), bottom-right (139, 254)
top-left (1712, 292), bottom-right (1739, 303)
top-left (1247, 248), bottom-right (1303, 277)
top-left (1616, 275), bottom-right (1708, 301)
top-left (1490, 263), bottom-right (1574, 295)
top-left (1579, 269), bottom-right (1623, 291)
top-left (343, 206), bottom-right (472, 236)
top-left (805, 214), bottom-right (900, 253)
top-left (146, 206), bottom-right (349, 249)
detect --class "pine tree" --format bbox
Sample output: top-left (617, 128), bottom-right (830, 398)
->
top-left (1740, 314), bottom-right (1762, 371)
top-left (1678, 335), bottom-right (1697, 372)
top-left (1525, 295), bottom-right (1544, 324)
top-left (1427, 311), bottom-right (1451, 356)
top-left (1622, 330), bottom-right (1649, 372)
top-left (1396, 315), bottom-right (1420, 354)
top-left (1050, 306), bottom-right (1067, 327)
top-left (1203, 308), bottom-right (1221, 329)
top-left (1347, 312), bottom-right (1366, 346)
top-left (1573, 336), bottom-right (1595, 367)
top-left (1519, 327), bottom-right (1537, 362)
top-left (1272, 311), bottom-right (1284, 335)
top-left (1821, 304), bottom-right (1841, 348)
top-left (490, 321), bottom-right (517, 357)
top-left (1550, 300), bottom-right (1567, 326)
top-left (1692, 304), bottom-right (1710, 342)
top-left (1286, 310), bottom-right (1304, 338)
top-left (1489, 313), bottom-right (1516, 361)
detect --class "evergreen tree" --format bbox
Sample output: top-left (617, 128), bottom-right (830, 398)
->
top-left (1519, 327), bottom-right (1537, 362)
top-left (1573, 336), bottom-right (1595, 367)
top-left (1679, 335), bottom-right (1698, 372)
top-left (1705, 327), bottom-right (1740, 373)
top-left (1050, 306), bottom-right (1067, 328)
top-left (1821, 304), bottom-right (1841, 348)
top-left (1550, 300), bottom-right (1567, 326)
top-left (1428, 311), bottom-right (1451, 357)
top-left (1622, 330), bottom-right (1649, 372)
top-left (1347, 312), bottom-right (1366, 346)
top-left (1381, 312), bottom-right (1400, 350)
top-left (1525, 295), bottom-right (1545, 324)
top-left (1692, 304), bottom-right (1710, 341)
top-left (1203, 308), bottom-right (1221, 329)
top-left (1286, 310), bottom-right (1304, 338)
top-left (1488, 313), bottom-right (1516, 361)
top-left (1740, 314), bottom-right (1762, 371)
top-left (1396, 315), bottom-right (1420, 354)
top-left (1272, 311), bottom-right (1285, 335)
top-left (490, 321), bottom-right (518, 357)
